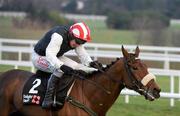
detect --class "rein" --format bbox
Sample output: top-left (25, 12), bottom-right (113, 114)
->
top-left (72, 72), bottom-right (112, 94)
top-left (74, 59), bottom-right (127, 95)
top-left (66, 96), bottom-right (97, 116)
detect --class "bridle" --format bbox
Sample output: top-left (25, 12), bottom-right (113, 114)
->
top-left (123, 58), bottom-right (144, 91)
top-left (123, 57), bottom-right (156, 99)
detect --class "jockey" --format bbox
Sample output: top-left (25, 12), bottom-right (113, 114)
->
top-left (32, 22), bottom-right (102, 109)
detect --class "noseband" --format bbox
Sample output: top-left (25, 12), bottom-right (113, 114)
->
top-left (123, 58), bottom-right (156, 99)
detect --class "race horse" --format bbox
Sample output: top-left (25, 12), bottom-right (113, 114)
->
top-left (0, 46), bottom-right (161, 116)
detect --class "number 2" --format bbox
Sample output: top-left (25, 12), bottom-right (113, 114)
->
top-left (29, 79), bottom-right (41, 94)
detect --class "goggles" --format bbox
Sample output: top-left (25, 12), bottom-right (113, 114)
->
top-left (75, 38), bottom-right (86, 45)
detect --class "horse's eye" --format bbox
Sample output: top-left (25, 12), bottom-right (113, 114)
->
top-left (132, 67), bottom-right (138, 70)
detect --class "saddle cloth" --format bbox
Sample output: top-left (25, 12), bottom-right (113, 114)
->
top-left (22, 70), bottom-right (51, 105)
top-left (22, 70), bottom-right (75, 107)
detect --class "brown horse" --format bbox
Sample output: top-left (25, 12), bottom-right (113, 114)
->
top-left (0, 46), bottom-right (161, 116)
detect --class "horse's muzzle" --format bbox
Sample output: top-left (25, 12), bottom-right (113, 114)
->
top-left (146, 88), bottom-right (161, 101)
top-left (153, 88), bottom-right (161, 99)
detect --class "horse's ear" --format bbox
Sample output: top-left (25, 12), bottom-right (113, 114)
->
top-left (135, 46), bottom-right (140, 57)
top-left (122, 45), bottom-right (129, 58)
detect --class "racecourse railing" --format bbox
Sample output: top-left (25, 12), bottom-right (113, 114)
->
top-left (1, 38), bottom-right (180, 70)
top-left (0, 38), bottom-right (180, 107)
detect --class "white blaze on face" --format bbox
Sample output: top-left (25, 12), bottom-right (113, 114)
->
top-left (141, 73), bottom-right (156, 86)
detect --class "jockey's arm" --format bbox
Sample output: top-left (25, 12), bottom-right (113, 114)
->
top-left (46, 33), bottom-right (64, 69)
top-left (75, 45), bottom-right (93, 66)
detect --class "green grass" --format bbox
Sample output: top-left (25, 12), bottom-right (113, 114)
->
top-left (0, 64), bottom-right (32, 72)
top-left (0, 16), bottom-right (47, 39)
top-left (106, 75), bottom-right (180, 116)
top-left (0, 17), bottom-right (180, 45)
top-left (107, 96), bottom-right (180, 116)
top-left (84, 20), bottom-right (137, 44)
top-left (91, 29), bottom-right (137, 44)
top-left (0, 64), bottom-right (14, 72)
top-left (0, 17), bottom-right (12, 28)
top-left (0, 17), bottom-right (136, 44)
top-left (170, 23), bottom-right (180, 29)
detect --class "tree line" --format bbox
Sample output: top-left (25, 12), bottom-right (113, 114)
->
top-left (1, 0), bottom-right (180, 29)
top-left (1, 0), bottom-right (180, 19)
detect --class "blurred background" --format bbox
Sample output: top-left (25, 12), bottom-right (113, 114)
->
top-left (0, 0), bottom-right (180, 46)
top-left (0, 0), bottom-right (180, 116)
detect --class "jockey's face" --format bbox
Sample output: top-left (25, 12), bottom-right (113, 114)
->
top-left (68, 32), bottom-right (86, 48)
top-left (69, 39), bottom-right (81, 48)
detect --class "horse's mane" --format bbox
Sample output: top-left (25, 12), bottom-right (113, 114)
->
top-left (85, 52), bottom-right (138, 78)
top-left (86, 58), bottom-right (121, 77)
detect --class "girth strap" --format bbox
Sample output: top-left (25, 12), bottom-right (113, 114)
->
top-left (66, 96), bottom-right (97, 116)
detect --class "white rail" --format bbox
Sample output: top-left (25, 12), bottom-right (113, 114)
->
top-left (0, 38), bottom-right (180, 107)
top-left (1, 38), bottom-right (180, 70)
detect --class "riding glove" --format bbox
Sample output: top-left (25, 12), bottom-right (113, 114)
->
top-left (89, 61), bottom-right (103, 69)
top-left (60, 65), bottom-right (74, 75)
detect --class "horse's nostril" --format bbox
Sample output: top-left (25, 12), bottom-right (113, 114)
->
top-left (154, 88), bottom-right (161, 93)
top-left (153, 88), bottom-right (161, 98)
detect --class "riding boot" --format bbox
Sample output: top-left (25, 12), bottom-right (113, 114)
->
top-left (42, 74), bottom-right (60, 109)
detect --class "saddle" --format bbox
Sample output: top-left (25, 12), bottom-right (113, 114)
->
top-left (22, 70), bottom-right (75, 108)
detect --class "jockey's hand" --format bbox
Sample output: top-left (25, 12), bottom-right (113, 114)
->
top-left (60, 65), bottom-right (74, 75)
top-left (89, 61), bottom-right (103, 69)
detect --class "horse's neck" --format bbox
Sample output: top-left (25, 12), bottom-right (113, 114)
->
top-left (72, 60), bottom-right (125, 114)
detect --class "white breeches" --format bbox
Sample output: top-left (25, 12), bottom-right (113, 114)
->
top-left (32, 51), bottom-right (97, 77)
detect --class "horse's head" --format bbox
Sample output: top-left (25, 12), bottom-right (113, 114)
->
top-left (121, 46), bottom-right (161, 101)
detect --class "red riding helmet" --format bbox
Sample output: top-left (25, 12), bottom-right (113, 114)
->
top-left (69, 22), bottom-right (91, 42)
